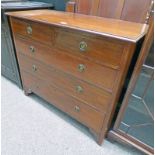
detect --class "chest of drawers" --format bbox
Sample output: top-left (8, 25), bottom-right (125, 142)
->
top-left (6, 10), bottom-right (148, 145)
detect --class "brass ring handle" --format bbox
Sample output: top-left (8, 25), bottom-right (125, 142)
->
top-left (79, 41), bottom-right (87, 52)
top-left (29, 46), bottom-right (35, 53)
top-left (76, 86), bottom-right (83, 93)
top-left (32, 65), bottom-right (37, 72)
top-left (74, 105), bottom-right (80, 112)
top-left (78, 64), bottom-right (86, 72)
top-left (27, 25), bottom-right (32, 35)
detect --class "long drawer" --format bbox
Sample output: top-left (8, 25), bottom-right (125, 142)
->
top-left (21, 71), bottom-right (105, 133)
top-left (11, 18), bottom-right (125, 69)
top-left (15, 37), bottom-right (118, 92)
top-left (18, 53), bottom-right (111, 113)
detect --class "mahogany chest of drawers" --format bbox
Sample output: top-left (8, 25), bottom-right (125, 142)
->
top-left (6, 10), bottom-right (148, 145)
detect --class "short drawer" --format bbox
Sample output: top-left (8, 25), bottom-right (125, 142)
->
top-left (10, 18), bottom-right (54, 46)
top-left (18, 54), bottom-right (111, 113)
top-left (22, 71), bottom-right (105, 133)
top-left (15, 37), bottom-right (118, 91)
top-left (11, 17), bottom-right (125, 69)
top-left (54, 28), bottom-right (125, 69)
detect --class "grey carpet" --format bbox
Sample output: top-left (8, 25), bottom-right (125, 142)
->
top-left (2, 76), bottom-right (143, 155)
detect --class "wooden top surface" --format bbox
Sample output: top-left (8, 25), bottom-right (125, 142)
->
top-left (6, 9), bottom-right (148, 42)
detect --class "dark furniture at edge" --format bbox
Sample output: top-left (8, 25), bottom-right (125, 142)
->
top-left (1, 1), bottom-right (53, 88)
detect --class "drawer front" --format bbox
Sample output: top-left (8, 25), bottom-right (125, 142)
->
top-left (15, 37), bottom-right (118, 91)
top-left (22, 71), bottom-right (105, 133)
top-left (18, 54), bottom-right (111, 113)
top-left (11, 18), bottom-right (125, 69)
top-left (54, 28), bottom-right (125, 69)
top-left (10, 18), bottom-right (54, 46)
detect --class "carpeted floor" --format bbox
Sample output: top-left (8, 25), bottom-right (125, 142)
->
top-left (2, 76), bottom-right (143, 155)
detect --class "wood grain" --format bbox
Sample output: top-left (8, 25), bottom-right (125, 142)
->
top-left (98, 0), bottom-right (122, 18)
top-left (97, 43), bottom-right (136, 145)
top-left (65, 0), bottom-right (152, 23)
top-left (121, 0), bottom-right (152, 23)
top-left (8, 11), bottom-right (146, 145)
top-left (18, 53), bottom-right (112, 113)
top-left (76, 0), bottom-right (92, 15)
top-left (54, 27), bottom-right (125, 69)
top-left (6, 10), bottom-right (148, 42)
top-left (22, 71), bottom-right (105, 133)
top-left (10, 18), bottom-right (54, 46)
top-left (14, 36), bottom-right (118, 92)
top-left (12, 18), bottom-right (126, 69)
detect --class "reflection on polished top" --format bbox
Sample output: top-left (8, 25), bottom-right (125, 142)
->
top-left (6, 9), bottom-right (148, 42)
